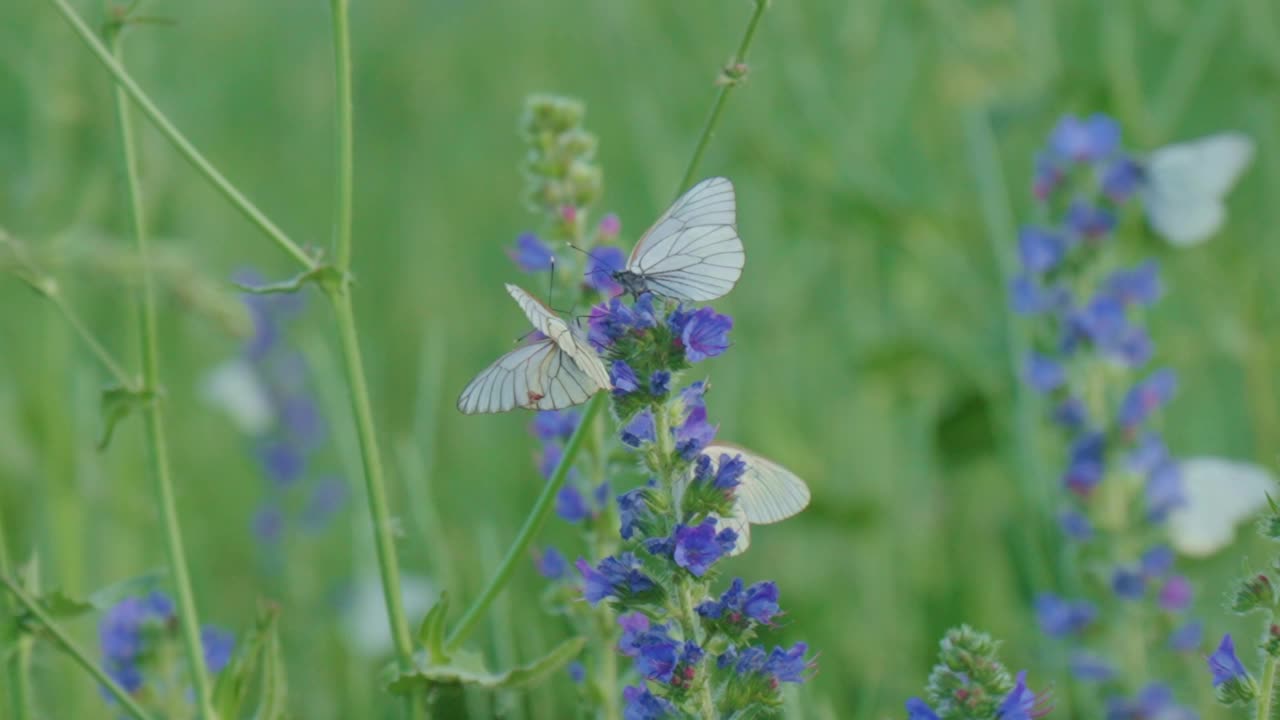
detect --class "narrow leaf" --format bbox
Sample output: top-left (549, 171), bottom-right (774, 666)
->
top-left (212, 604), bottom-right (279, 720)
top-left (98, 385), bottom-right (154, 450)
top-left (387, 636), bottom-right (586, 695)
top-left (418, 591), bottom-right (450, 662)
top-left (233, 265), bottom-right (343, 296)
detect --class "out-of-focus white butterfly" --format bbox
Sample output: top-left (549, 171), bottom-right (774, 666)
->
top-left (678, 443), bottom-right (811, 556)
top-left (610, 177), bottom-right (745, 302)
top-left (457, 284), bottom-right (611, 414)
top-left (342, 572), bottom-right (436, 658)
top-left (201, 359), bottom-right (274, 435)
top-left (1142, 132), bottom-right (1255, 246)
top-left (1168, 457), bottom-right (1276, 557)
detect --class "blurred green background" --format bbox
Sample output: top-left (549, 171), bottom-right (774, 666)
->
top-left (3, 0), bottom-right (1280, 717)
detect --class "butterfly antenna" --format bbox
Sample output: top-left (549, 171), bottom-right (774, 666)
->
top-left (548, 255), bottom-right (557, 304)
top-left (567, 242), bottom-right (612, 279)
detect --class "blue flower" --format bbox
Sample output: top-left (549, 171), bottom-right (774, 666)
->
top-left (1208, 633), bottom-right (1249, 687)
top-left (539, 444), bottom-right (577, 480)
top-left (1018, 227), bottom-right (1067, 273)
top-left (535, 547), bottom-right (568, 580)
top-left (617, 613), bottom-right (679, 682)
top-left (1107, 683), bottom-right (1196, 720)
top-left (906, 698), bottom-right (941, 720)
top-left (568, 661), bottom-right (586, 684)
top-left (611, 360), bottom-right (641, 396)
top-left (586, 246), bottom-right (625, 295)
top-left (1065, 198), bottom-right (1116, 238)
top-left (531, 410), bottom-right (580, 443)
top-left (649, 371), bottom-right (671, 396)
top-left (1140, 545), bottom-right (1174, 579)
top-left (1111, 566), bottom-right (1145, 600)
top-left (632, 293), bottom-right (658, 329)
top-left (1169, 620), bottom-right (1202, 652)
top-left (621, 685), bottom-right (676, 720)
top-left (673, 406), bottom-right (717, 460)
top-left (621, 410), bottom-right (656, 448)
top-left (680, 308), bottom-right (733, 362)
top-left (1127, 432), bottom-right (1170, 474)
top-left (1034, 593), bottom-right (1097, 637)
top-left (1010, 275), bottom-right (1070, 316)
top-left (280, 394), bottom-right (324, 448)
top-left (1101, 155), bottom-right (1143, 202)
top-left (577, 553), bottom-right (656, 606)
top-left (1145, 459), bottom-right (1184, 520)
top-left (200, 626), bottom-right (235, 674)
top-left (588, 298), bottom-right (638, 350)
top-left (556, 486), bottom-right (590, 523)
top-left (1062, 432), bottom-right (1105, 496)
top-left (258, 440), bottom-right (305, 486)
top-left (764, 642), bottom-right (812, 683)
top-left (698, 578), bottom-right (780, 625)
top-left (617, 488), bottom-right (653, 541)
top-left (508, 232), bottom-right (554, 272)
top-left (997, 671), bottom-right (1039, 720)
top-left (1103, 262), bottom-right (1161, 307)
top-left (1023, 353), bottom-right (1065, 393)
top-left (1053, 397), bottom-right (1089, 431)
top-left (1069, 651), bottom-right (1115, 681)
top-left (1118, 369), bottom-right (1177, 431)
top-left (1049, 114), bottom-right (1120, 163)
top-left (671, 519), bottom-right (736, 577)
top-left (1059, 510), bottom-right (1093, 541)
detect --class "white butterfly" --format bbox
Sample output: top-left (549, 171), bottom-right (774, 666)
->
top-left (1168, 457), bottom-right (1276, 557)
top-left (457, 284), bottom-right (611, 414)
top-left (610, 177), bottom-right (745, 302)
top-left (201, 359), bottom-right (274, 435)
top-left (679, 442), bottom-right (811, 556)
top-left (1142, 132), bottom-right (1255, 246)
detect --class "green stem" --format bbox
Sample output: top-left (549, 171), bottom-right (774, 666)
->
top-left (0, 231), bottom-right (136, 389)
top-left (110, 29), bottom-right (216, 720)
top-left (0, 576), bottom-right (156, 720)
top-left (0, 514), bottom-right (31, 720)
top-left (445, 393), bottom-right (606, 652)
top-left (1259, 653), bottom-right (1278, 720)
top-left (329, 0), bottom-right (355, 270)
top-left (45, 0), bottom-right (315, 271)
top-left (325, 288), bottom-right (416, 670)
top-left (675, 0), bottom-right (769, 196)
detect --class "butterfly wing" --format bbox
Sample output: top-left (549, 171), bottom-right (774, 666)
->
top-left (706, 443), bottom-right (811, 524)
top-left (458, 338), bottom-right (605, 414)
top-left (1143, 133), bottom-right (1255, 246)
top-left (720, 502), bottom-right (752, 557)
top-left (506, 284), bottom-right (575, 352)
top-left (1168, 457), bottom-right (1275, 556)
top-left (626, 177), bottom-right (744, 302)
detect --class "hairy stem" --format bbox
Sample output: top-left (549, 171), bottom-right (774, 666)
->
top-left (446, 393), bottom-right (607, 652)
top-left (45, 0), bottom-right (315, 271)
top-left (676, 0), bottom-right (769, 196)
top-left (1259, 651), bottom-right (1278, 720)
top-left (0, 576), bottom-right (156, 720)
top-left (110, 28), bottom-right (216, 720)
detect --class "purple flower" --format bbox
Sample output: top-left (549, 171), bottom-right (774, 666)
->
top-left (1024, 353), bottom-right (1065, 393)
top-left (556, 486), bottom-right (590, 523)
top-left (586, 246), bottom-right (626, 295)
top-left (1170, 621), bottom-right (1203, 652)
top-left (611, 360), bottom-right (641, 396)
top-left (764, 642), bottom-right (813, 683)
top-left (649, 371), bottom-right (671, 396)
top-left (1118, 369), bottom-right (1177, 431)
top-left (577, 553), bottom-right (656, 606)
top-left (1049, 114), bottom-right (1120, 163)
top-left (673, 406), bottom-right (717, 460)
top-left (617, 488), bottom-right (652, 540)
top-left (1018, 227), bottom-right (1067, 273)
top-left (1035, 593), bottom-right (1097, 637)
top-left (621, 410), bottom-right (656, 448)
top-left (1159, 576), bottom-right (1193, 611)
top-left (997, 671), bottom-right (1039, 720)
top-left (1065, 199), bottom-right (1116, 237)
top-left (588, 298), bottom-right (637, 350)
top-left (599, 213), bottom-right (622, 238)
top-left (632, 294), bottom-right (658, 329)
top-left (1112, 566), bottom-right (1145, 600)
top-left (621, 685), bottom-right (676, 720)
top-left (258, 440), bottom-right (305, 486)
top-left (672, 518), bottom-right (736, 576)
top-left (508, 232), bottom-right (554, 272)
top-left (679, 308), bottom-right (732, 363)
top-left (531, 410), bottom-right (580, 443)
top-left (698, 578), bottom-right (780, 625)
top-left (1069, 651), bottom-right (1115, 681)
top-left (1103, 262), bottom-right (1161, 307)
top-left (201, 626), bottom-right (235, 674)
top-left (535, 547), bottom-right (568, 580)
top-left (617, 613), bottom-right (679, 682)
top-left (1208, 633), bottom-right (1249, 687)
top-left (906, 698), bottom-right (941, 720)
top-left (1101, 155), bottom-right (1143, 202)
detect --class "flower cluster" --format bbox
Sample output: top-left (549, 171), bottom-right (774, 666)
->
top-left (574, 287), bottom-right (813, 718)
top-left (99, 592), bottom-right (233, 704)
top-left (1013, 113), bottom-right (1200, 706)
top-left (205, 270), bottom-right (347, 545)
top-left (906, 626), bottom-right (1048, 720)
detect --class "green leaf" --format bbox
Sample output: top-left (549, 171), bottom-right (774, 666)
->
top-left (416, 591), bottom-right (450, 662)
top-left (39, 589), bottom-right (92, 619)
top-left (98, 385), bottom-right (154, 450)
top-left (212, 604), bottom-right (278, 720)
top-left (386, 636), bottom-right (586, 695)
top-left (233, 265), bottom-right (344, 296)
top-left (87, 571), bottom-right (167, 609)
top-left (253, 607), bottom-right (288, 720)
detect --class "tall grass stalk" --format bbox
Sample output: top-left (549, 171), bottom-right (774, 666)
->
top-left (109, 25), bottom-right (216, 720)
top-left (0, 514), bottom-right (32, 720)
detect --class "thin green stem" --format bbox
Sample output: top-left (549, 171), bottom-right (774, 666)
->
top-left (45, 0), bottom-right (315, 271)
top-left (330, 0), bottom-right (355, 270)
top-left (0, 513), bottom-right (31, 720)
top-left (445, 393), bottom-right (606, 652)
top-left (1259, 652), bottom-right (1278, 720)
top-left (0, 231), bottom-right (136, 389)
top-left (0, 576), bottom-right (156, 720)
top-left (325, 289), bottom-right (416, 669)
top-left (675, 0), bottom-right (769, 196)
top-left (110, 29), bottom-right (215, 720)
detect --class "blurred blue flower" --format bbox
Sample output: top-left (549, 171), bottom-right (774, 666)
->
top-left (1062, 432), bottom-right (1106, 496)
top-left (586, 246), bottom-right (625, 295)
top-left (1060, 510), bottom-right (1093, 541)
top-left (1111, 566), bottom-right (1145, 600)
top-left (1018, 227), bottom-right (1067, 273)
top-left (577, 553), bottom-right (656, 606)
top-left (568, 661), bottom-right (586, 684)
top-left (1065, 199), bottom-right (1117, 238)
top-left (1103, 262), bottom-right (1161, 307)
top-left (531, 409), bottom-right (580, 443)
top-left (1140, 545), bottom-right (1174, 579)
top-left (535, 547), bottom-right (568, 580)
top-left (258, 440), bottom-right (305, 487)
top-left (649, 370), bottom-right (671, 396)
top-left (1069, 651), bottom-right (1115, 682)
top-left (556, 485), bottom-right (590, 523)
top-left (1145, 459), bottom-right (1184, 520)
top-left (1035, 593), bottom-right (1097, 637)
top-left (1101, 155), bottom-right (1143, 202)
top-left (621, 685), bottom-right (677, 720)
top-left (1024, 353), bottom-right (1066, 393)
top-left (621, 410), bottom-right (656, 448)
top-left (906, 698), bottom-right (941, 720)
top-left (201, 626), bottom-right (235, 674)
top-left (618, 613), bottom-right (679, 682)
top-left (673, 406), bottom-right (717, 460)
top-left (508, 232), bottom-right (554, 272)
top-left (1118, 369), bottom-right (1177, 431)
top-left (1107, 683), bottom-right (1197, 720)
top-left (997, 671), bottom-right (1040, 720)
top-left (1169, 621), bottom-right (1202, 652)
top-left (1049, 114), bottom-right (1120, 163)
top-left (1158, 576), bottom-right (1193, 611)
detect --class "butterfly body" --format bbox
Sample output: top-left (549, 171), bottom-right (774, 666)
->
top-left (611, 269), bottom-right (651, 298)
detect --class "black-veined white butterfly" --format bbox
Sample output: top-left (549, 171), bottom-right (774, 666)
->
top-left (1142, 132), bottom-right (1255, 246)
top-left (677, 442), bottom-right (811, 556)
top-left (457, 284), bottom-right (611, 414)
top-left (609, 177), bottom-right (745, 302)
top-left (1168, 457), bottom-right (1275, 557)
